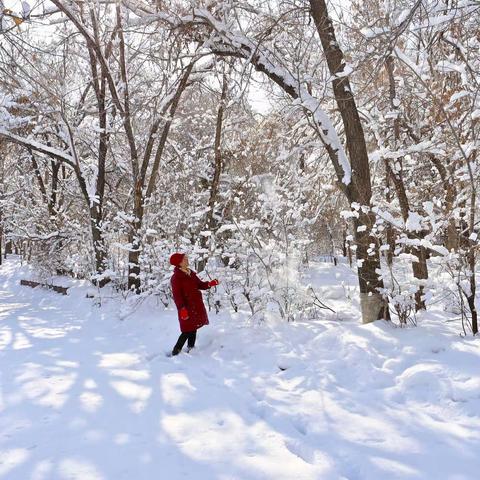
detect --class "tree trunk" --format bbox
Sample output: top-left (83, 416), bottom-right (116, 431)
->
top-left (128, 180), bottom-right (143, 293)
top-left (354, 213), bottom-right (390, 322)
top-left (127, 63), bottom-right (195, 291)
top-left (412, 244), bottom-right (428, 311)
top-left (461, 217), bottom-right (478, 335)
top-left (0, 153), bottom-right (3, 264)
top-left (309, 0), bottom-right (388, 322)
top-left (90, 206), bottom-right (109, 287)
top-left (198, 67), bottom-right (229, 272)
top-left (384, 56), bottom-right (427, 310)
top-left (127, 248), bottom-right (141, 293)
top-left (467, 263), bottom-right (478, 335)
top-left (465, 171), bottom-right (477, 334)
top-left (342, 229), bottom-right (347, 258)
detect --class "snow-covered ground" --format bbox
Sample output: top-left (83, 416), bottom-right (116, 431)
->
top-left (0, 256), bottom-right (479, 479)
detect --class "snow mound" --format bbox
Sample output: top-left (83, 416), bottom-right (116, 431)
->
top-left (396, 364), bottom-right (452, 403)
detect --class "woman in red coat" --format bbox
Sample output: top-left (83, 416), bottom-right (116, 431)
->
top-left (170, 253), bottom-right (219, 356)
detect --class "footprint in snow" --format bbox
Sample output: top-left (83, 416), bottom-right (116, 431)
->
top-left (250, 389), bottom-right (263, 401)
top-left (248, 400), bottom-right (269, 420)
top-left (145, 352), bottom-right (161, 362)
top-left (145, 352), bottom-right (170, 362)
top-left (284, 438), bottom-right (317, 464)
top-left (201, 369), bottom-right (216, 380)
top-left (145, 351), bottom-right (182, 362)
top-left (292, 417), bottom-right (308, 436)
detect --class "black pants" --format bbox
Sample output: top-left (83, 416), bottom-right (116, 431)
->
top-left (172, 330), bottom-right (197, 355)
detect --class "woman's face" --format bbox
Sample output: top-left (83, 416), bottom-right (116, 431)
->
top-left (180, 255), bottom-right (189, 269)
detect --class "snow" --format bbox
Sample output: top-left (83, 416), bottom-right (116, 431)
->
top-left (405, 211), bottom-right (424, 232)
top-left (360, 26), bottom-right (387, 38)
top-left (333, 64), bottom-right (353, 79)
top-left (21, 2), bottom-right (30, 18)
top-left (449, 91), bottom-right (470, 103)
top-left (1, 257), bottom-right (480, 479)
top-left (394, 47), bottom-right (430, 82)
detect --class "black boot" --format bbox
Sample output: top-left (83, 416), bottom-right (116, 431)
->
top-left (172, 332), bottom-right (189, 356)
top-left (186, 330), bottom-right (197, 353)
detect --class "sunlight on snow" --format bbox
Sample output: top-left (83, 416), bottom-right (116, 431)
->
top-left (97, 353), bottom-right (151, 411)
top-left (15, 363), bottom-right (77, 409)
top-left (79, 391), bottom-right (103, 413)
top-left (98, 352), bottom-right (142, 369)
top-left (30, 459), bottom-right (54, 479)
top-left (160, 373), bottom-right (196, 407)
top-left (161, 410), bottom-right (335, 479)
top-left (83, 379), bottom-right (97, 389)
top-left (0, 327), bottom-right (12, 350)
top-left (0, 303), bottom-right (29, 320)
top-left (107, 368), bottom-right (150, 382)
top-left (12, 332), bottom-right (32, 350)
top-left (109, 381), bottom-right (151, 413)
top-left (18, 316), bottom-right (80, 340)
top-left (57, 458), bottom-right (105, 480)
top-left (0, 448), bottom-right (29, 477)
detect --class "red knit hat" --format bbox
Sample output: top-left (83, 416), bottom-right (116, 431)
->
top-left (169, 252), bottom-right (185, 266)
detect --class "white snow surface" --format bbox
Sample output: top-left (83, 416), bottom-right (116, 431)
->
top-left (1, 257), bottom-right (479, 479)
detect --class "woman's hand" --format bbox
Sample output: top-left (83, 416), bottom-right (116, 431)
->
top-left (208, 279), bottom-right (219, 287)
top-left (179, 307), bottom-right (189, 320)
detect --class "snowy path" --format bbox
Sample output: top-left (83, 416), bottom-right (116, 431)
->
top-left (1, 258), bottom-right (480, 479)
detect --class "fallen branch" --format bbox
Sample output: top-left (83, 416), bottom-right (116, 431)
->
top-left (20, 279), bottom-right (69, 295)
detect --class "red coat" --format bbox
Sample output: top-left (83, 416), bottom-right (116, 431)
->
top-left (171, 267), bottom-right (211, 332)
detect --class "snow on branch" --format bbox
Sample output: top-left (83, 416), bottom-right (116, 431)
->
top-left (124, 3), bottom-right (352, 185)
top-left (0, 128), bottom-right (75, 168)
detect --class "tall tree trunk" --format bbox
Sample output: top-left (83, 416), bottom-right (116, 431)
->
top-left (127, 63), bottom-right (195, 292)
top-left (309, 0), bottom-right (388, 322)
top-left (0, 209), bottom-right (2, 265)
top-left (0, 152), bottom-right (3, 265)
top-left (384, 156), bottom-right (428, 310)
top-left (198, 67), bottom-right (229, 272)
top-left (85, 26), bottom-right (109, 287)
top-left (467, 251), bottom-right (478, 335)
top-left (384, 172), bottom-right (395, 266)
top-left (467, 166), bottom-right (478, 335)
top-left (90, 205), bottom-right (108, 286)
top-left (463, 169), bottom-right (478, 335)
top-left (127, 182), bottom-right (143, 293)
top-left (384, 56), bottom-right (427, 311)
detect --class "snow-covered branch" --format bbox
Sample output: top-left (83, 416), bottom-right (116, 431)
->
top-left (0, 129), bottom-right (75, 168)
top-left (123, 3), bottom-right (352, 185)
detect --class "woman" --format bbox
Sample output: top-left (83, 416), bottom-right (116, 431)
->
top-left (169, 253), bottom-right (219, 356)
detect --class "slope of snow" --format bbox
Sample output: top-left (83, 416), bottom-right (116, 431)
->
top-left (0, 257), bottom-right (479, 479)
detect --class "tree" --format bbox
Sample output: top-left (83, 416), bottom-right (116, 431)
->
top-left (125, 0), bottom-right (388, 322)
